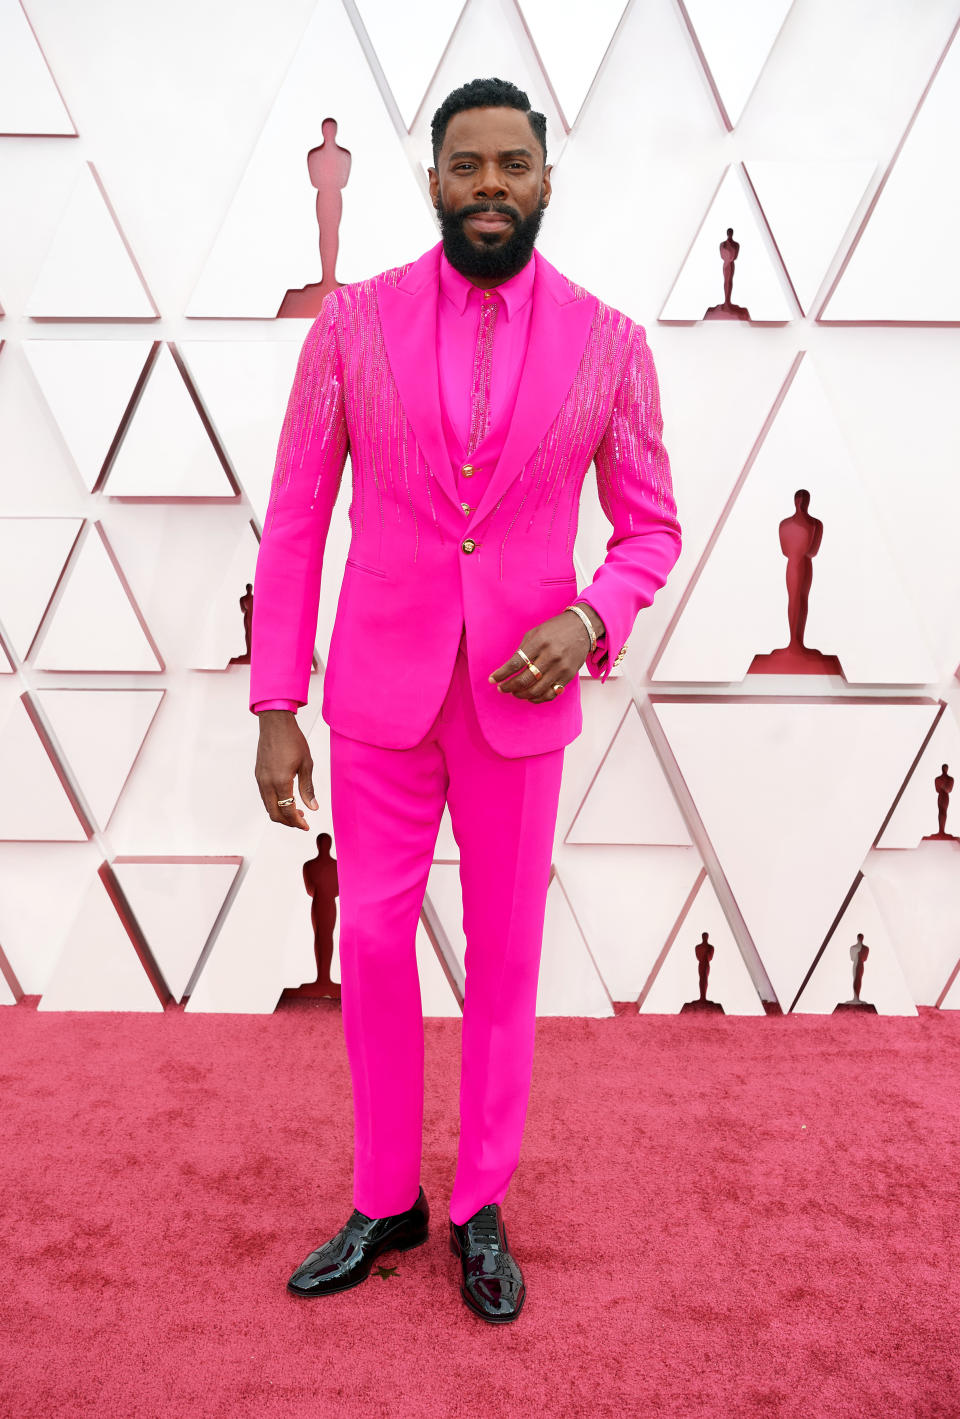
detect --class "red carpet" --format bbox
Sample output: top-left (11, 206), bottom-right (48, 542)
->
top-left (2, 999), bottom-right (959, 1419)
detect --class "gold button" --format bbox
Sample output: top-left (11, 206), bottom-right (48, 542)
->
top-left (461, 503), bottom-right (471, 514)
top-left (461, 539), bottom-right (476, 553)
top-left (461, 463), bottom-right (475, 476)
top-left (483, 291), bottom-right (491, 299)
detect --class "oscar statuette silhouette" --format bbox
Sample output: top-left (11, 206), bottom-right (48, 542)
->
top-left (748, 490), bottom-right (844, 676)
top-left (280, 832), bottom-right (342, 1002)
top-left (278, 118), bottom-right (352, 317)
top-left (680, 931), bottom-right (724, 1013)
top-left (922, 764), bottom-right (958, 842)
top-left (833, 933), bottom-right (877, 1013)
top-left (228, 582), bottom-right (254, 666)
top-left (704, 226), bottom-right (751, 322)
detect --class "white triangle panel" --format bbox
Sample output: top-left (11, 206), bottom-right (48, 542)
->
top-left (411, 0), bottom-right (568, 176)
top-left (877, 708), bottom-right (960, 848)
top-left (433, 803), bottom-right (459, 861)
top-left (38, 872), bottom-right (162, 1011)
top-left (35, 689), bottom-right (164, 831)
top-left (640, 874), bottom-right (765, 1015)
top-left (0, 641), bottom-right (11, 673)
top-left (863, 842), bottom-right (960, 1007)
top-left (426, 861), bottom-right (467, 975)
top-left (23, 340), bottom-right (152, 492)
top-left (516, 0), bottom-right (629, 127)
top-left (0, 517), bottom-right (82, 658)
top-left (178, 339), bottom-right (303, 525)
top-left (105, 345), bottom-right (234, 497)
top-left (654, 358), bottom-right (939, 684)
top-left (566, 703), bottom-right (691, 845)
top-left (191, 523), bottom-right (261, 668)
top-left (32, 524), bottom-right (163, 672)
top-left (354, 0), bottom-right (465, 129)
top-left (0, 698), bottom-right (87, 841)
top-left (24, 163), bottom-right (157, 319)
top-left (0, 841), bottom-right (101, 992)
top-left (0, 0), bottom-right (75, 135)
top-left (0, 972), bottom-right (14, 1005)
top-left (654, 699), bottom-right (938, 1008)
top-left (823, 27), bottom-right (960, 321)
top-left (113, 858), bottom-right (241, 1002)
top-left (793, 879), bottom-right (917, 1016)
top-left (561, 845), bottom-right (701, 1001)
top-left (744, 159), bottom-right (876, 315)
top-left (186, 706), bottom-right (334, 1011)
top-left (536, 873), bottom-right (612, 1016)
top-left (186, 0), bottom-right (436, 316)
top-left (660, 165), bottom-right (794, 322)
top-left (680, 0), bottom-right (794, 128)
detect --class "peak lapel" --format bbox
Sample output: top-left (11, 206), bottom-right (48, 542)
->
top-left (376, 242), bottom-right (461, 514)
top-left (471, 250), bottom-right (598, 527)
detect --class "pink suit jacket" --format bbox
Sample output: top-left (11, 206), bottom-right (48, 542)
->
top-left (249, 240), bottom-right (682, 758)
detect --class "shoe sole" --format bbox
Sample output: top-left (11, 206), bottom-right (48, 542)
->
top-left (286, 1226), bottom-right (429, 1298)
top-left (448, 1231), bottom-right (525, 1323)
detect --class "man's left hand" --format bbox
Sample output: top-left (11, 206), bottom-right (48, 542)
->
top-left (489, 609), bottom-right (600, 702)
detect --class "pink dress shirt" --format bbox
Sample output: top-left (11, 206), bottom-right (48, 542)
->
top-left (253, 250), bottom-right (602, 713)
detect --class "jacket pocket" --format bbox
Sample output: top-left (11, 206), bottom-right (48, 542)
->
top-left (345, 556), bottom-right (387, 579)
top-left (539, 573), bottom-right (578, 586)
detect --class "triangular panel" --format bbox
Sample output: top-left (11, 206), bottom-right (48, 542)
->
top-left (38, 871), bottom-right (163, 1011)
top-left (0, 697), bottom-right (87, 841)
top-left (32, 523), bottom-right (163, 672)
top-left (25, 162), bottom-right (158, 319)
top-left (793, 879), bottom-right (917, 1016)
top-left (516, 0), bottom-right (629, 127)
top-left (0, 0), bottom-right (75, 135)
top-left (354, 0), bottom-right (465, 128)
top-left (640, 874), bottom-right (765, 1015)
top-left (0, 517), bottom-right (82, 658)
top-left (679, 0), bottom-right (794, 128)
top-left (566, 702), bottom-right (691, 845)
top-left (35, 688), bottom-right (164, 830)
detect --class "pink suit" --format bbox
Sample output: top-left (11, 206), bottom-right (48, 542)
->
top-left (250, 240), bottom-right (681, 1223)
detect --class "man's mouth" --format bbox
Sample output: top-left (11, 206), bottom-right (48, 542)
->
top-left (465, 213), bottom-right (513, 232)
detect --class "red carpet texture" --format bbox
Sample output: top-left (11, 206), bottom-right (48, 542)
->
top-left (2, 1001), bottom-right (959, 1419)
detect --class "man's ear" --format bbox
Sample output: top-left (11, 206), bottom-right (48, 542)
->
top-left (542, 162), bottom-right (553, 205)
top-left (428, 167), bottom-right (439, 205)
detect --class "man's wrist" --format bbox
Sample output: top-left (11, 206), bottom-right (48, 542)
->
top-left (574, 599), bottom-right (606, 641)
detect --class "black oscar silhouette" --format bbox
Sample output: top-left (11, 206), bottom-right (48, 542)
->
top-left (228, 582), bottom-right (254, 665)
top-left (704, 226), bottom-right (751, 322)
top-left (834, 932), bottom-right (877, 1013)
top-left (922, 763), bottom-right (958, 842)
top-left (680, 931), bottom-right (725, 1013)
top-left (748, 490), bottom-right (844, 676)
top-left (280, 832), bottom-right (341, 1002)
top-left (278, 117), bottom-right (352, 317)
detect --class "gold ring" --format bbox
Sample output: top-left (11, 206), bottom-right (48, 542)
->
top-left (552, 683), bottom-right (564, 694)
top-left (277, 797), bottom-right (295, 807)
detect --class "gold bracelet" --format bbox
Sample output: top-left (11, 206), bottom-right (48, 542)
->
top-left (565, 602), bottom-right (597, 654)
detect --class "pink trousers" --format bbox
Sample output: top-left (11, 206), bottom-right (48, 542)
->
top-left (329, 630), bottom-right (565, 1226)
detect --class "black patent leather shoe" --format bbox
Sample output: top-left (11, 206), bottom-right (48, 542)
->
top-left (449, 1202), bottom-right (525, 1323)
top-left (287, 1186), bottom-right (429, 1297)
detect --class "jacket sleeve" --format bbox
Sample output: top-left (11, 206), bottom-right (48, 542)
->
top-left (576, 321), bottom-right (681, 682)
top-left (248, 291), bottom-right (349, 712)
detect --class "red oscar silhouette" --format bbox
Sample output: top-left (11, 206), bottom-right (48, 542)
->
top-left (278, 118), bottom-right (352, 317)
top-left (680, 930), bottom-right (724, 1013)
top-left (228, 582), bottom-right (254, 665)
top-left (922, 763), bottom-right (958, 841)
top-left (704, 226), bottom-right (751, 322)
top-left (834, 932), bottom-right (877, 1013)
top-left (748, 489), bottom-right (844, 676)
top-left (280, 832), bottom-right (341, 1002)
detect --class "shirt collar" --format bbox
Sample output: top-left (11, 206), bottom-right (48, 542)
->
top-left (439, 248), bottom-right (535, 322)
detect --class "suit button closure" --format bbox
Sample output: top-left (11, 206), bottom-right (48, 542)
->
top-left (461, 539), bottom-right (476, 554)
top-left (461, 503), bottom-right (471, 514)
top-left (461, 464), bottom-right (475, 476)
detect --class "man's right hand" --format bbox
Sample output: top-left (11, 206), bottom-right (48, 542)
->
top-left (254, 711), bottom-right (318, 830)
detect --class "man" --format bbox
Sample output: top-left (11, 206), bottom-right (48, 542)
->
top-left (250, 77), bottom-right (682, 1324)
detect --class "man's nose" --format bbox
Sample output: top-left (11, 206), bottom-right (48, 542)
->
top-left (473, 166), bottom-right (506, 198)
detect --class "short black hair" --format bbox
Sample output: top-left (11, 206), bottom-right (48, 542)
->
top-left (430, 77), bottom-right (547, 168)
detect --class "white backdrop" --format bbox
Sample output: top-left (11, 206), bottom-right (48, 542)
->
top-left (1, 0), bottom-right (959, 1016)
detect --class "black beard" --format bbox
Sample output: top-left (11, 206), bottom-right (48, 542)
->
top-left (434, 191), bottom-right (546, 281)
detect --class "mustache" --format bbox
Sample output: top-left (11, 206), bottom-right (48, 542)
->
top-left (452, 202), bottom-right (522, 224)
